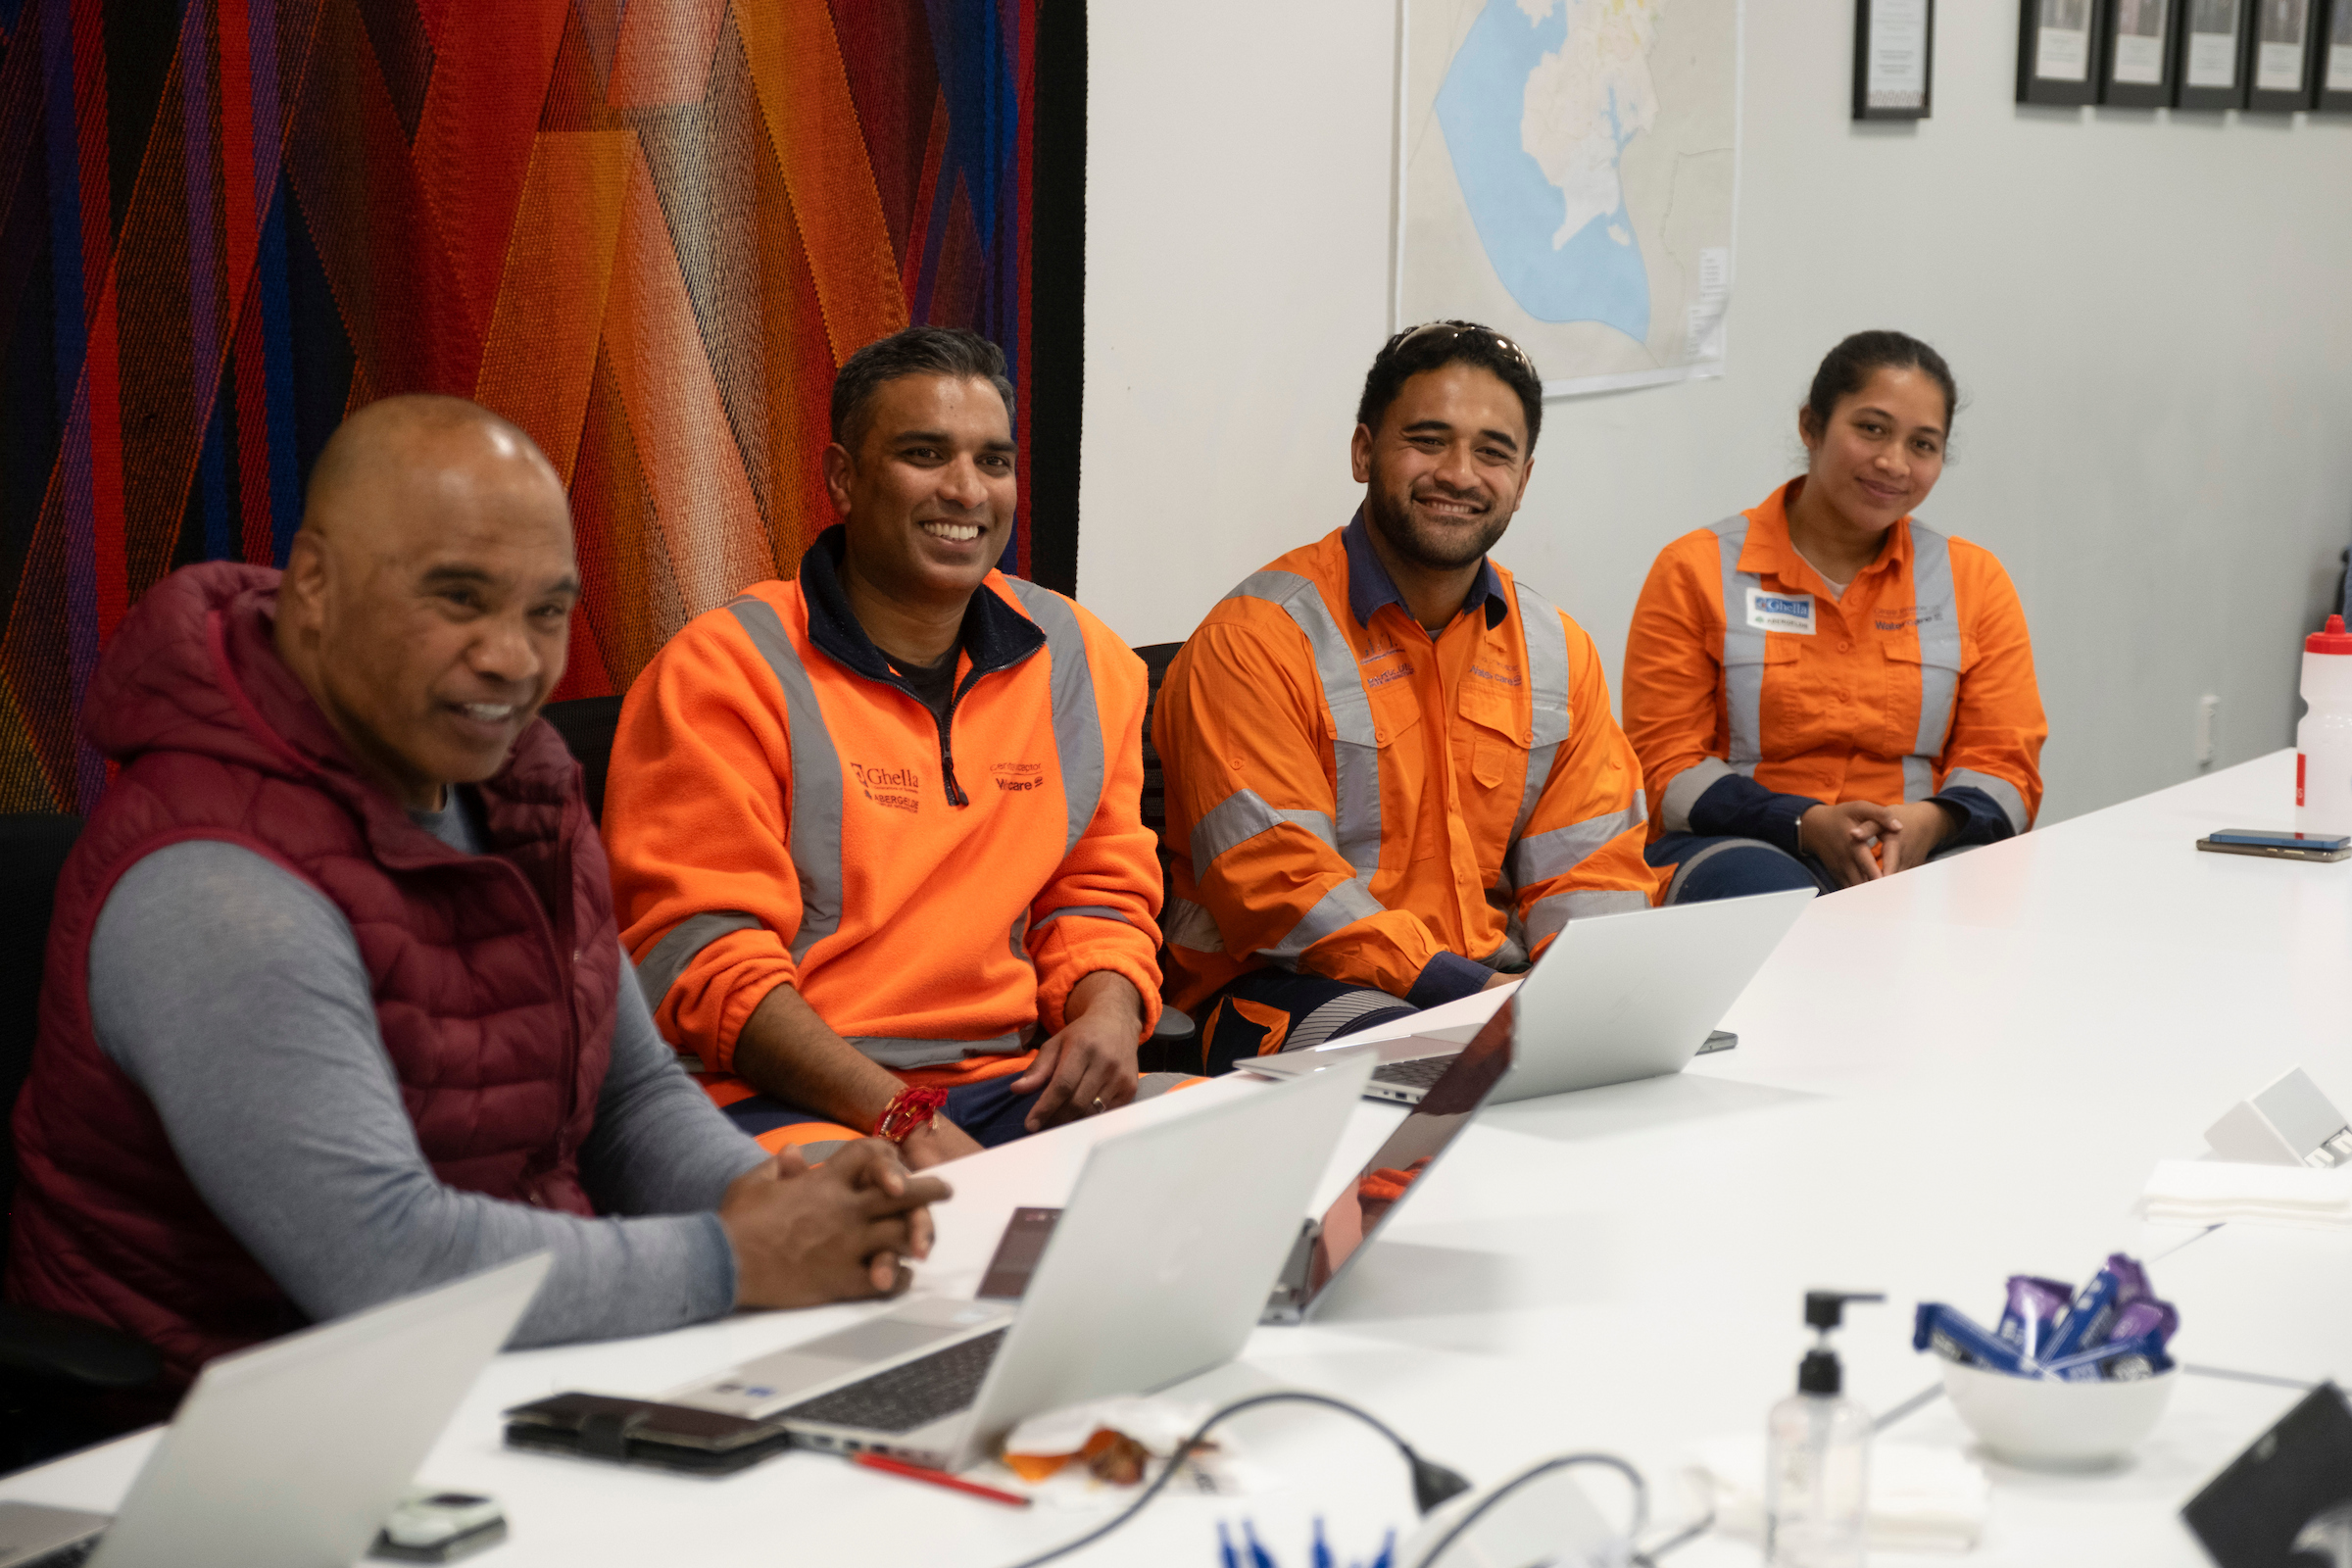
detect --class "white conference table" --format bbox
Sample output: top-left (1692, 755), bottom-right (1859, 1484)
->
top-left (7, 750), bottom-right (2348, 1566)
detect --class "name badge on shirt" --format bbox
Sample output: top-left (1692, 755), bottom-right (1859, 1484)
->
top-left (1745, 587), bottom-right (1816, 635)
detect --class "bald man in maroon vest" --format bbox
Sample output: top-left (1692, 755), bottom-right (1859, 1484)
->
top-left (7, 396), bottom-right (947, 1386)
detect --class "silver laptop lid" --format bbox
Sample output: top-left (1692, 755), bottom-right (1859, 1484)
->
top-left (91, 1251), bottom-right (549, 1568)
top-left (1295, 998), bottom-right (1516, 1317)
top-left (949, 1055), bottom-right (1372, 1467)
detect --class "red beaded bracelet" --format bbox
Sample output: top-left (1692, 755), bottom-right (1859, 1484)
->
top-left (872, 1085), bottom-right (948, 1144)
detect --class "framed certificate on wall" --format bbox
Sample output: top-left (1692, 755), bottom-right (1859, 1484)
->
top-left (2102, 0), bottom-right (2180, 103)
top-left (1856, 0), bottom-right (1936, 119)
top-left (2020, 0), bottom-right (2106, 102)
top-left (2245, 0), bottom-right (2321, 107)
top-left (2322, 0), bottom-right (2352, 110)
top-left (2175, 0), bottom-right (2252, 106)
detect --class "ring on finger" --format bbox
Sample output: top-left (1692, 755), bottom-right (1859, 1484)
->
top-left (1089, 1096), bottom-right (1106, 1115)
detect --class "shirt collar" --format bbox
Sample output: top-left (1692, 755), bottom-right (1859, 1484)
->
top-left (1342, 509), bottom-right (1508, 631)
top-left (797, 524), bottom-right (1045, 686)
top-left (1740, 479), bottom-right (1912, 584)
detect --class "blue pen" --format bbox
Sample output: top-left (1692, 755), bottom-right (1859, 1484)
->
top-left (1219, 1522), bottom-right (1241, 1568)
top-left (1312, 1517), bottom-right (1333, 1568)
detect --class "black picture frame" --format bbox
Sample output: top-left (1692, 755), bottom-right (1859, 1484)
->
top-left (2020, 0), bottom-right (2107, 103)
top-left (2322, 0), bottom-right (2352, 110)
top-left (2101, 0), bottom-right (2181, 104)
top-left (1855, 0), bottom-right (1936, 119)
top-left (2244, 0), bottom-right (2322, 108)
top-left (2175, 0), bottom-right (2252, 108)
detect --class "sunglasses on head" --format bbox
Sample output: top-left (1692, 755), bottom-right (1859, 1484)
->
top-left (1391, 320), bottom-right (1539, 381)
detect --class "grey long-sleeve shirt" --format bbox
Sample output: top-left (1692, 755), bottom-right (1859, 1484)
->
top-left (87, 791), bottom-right (768, 1348)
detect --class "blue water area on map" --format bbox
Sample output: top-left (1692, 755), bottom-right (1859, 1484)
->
top-left (1433, 0), bottom-right (1650, 341)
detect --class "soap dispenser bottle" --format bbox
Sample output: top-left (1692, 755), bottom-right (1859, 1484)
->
top-left (1764, 1290), bottom-right (1883, 1568)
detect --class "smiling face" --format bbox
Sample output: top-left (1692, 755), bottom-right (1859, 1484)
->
top-left (276, 403), bottom-right (578, 810)
top-left (823, 372), bottom-right (1016, 611)
top-left (1798, 366), bottom-right (1950, 534)
top-left (1351, 362), bottom-right (1533, 571)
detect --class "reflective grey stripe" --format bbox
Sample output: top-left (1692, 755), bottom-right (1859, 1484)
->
top-left (852, 1032), bottom-right (1026, 1069)
top-left (1003, 579), bottom-right (1104, 857)
top-left (634, 910), bottom-right (763, 1010)
top-left (1942, 767), bottom-right (2032, 834)
top-left (1191, 789), bottom-right (1336, 870)
top-left (1524, 888), bottom-right (1651, 947)
top-left (1509, 807), bottom-right (1641, 889)
top-left (1164, 895), bottom-right (1225, 953)
top-left (1712, 515), bottom-right (1768, 768)
top-left (1262, 880), bottom-right (1387, 963)
top-left (1008, 907), bottom-right (1029, 961)
top-left (1662, 756), bottom-right (1737, 833)
top-left (1030, 904), bottom-right (1134, 930)
top-left (1906, 523), bottom-right (1962, 803)
top-left (1505, 581), bottom-right (1574, 855)
top-left (728, 597), bottom-right (844, 962)
top-left (1225, 570), bottom-right (1383, 879)
top-left (1663, 837), bottom-right (1805, 906)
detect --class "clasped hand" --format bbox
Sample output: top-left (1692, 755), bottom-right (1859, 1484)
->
top-left (718, 1139), bottom-right (952, 1308)
top-left (1797, 799), bottom-right (1952, 887)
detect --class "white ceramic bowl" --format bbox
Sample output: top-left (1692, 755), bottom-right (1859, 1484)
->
top-left (1939, 1361), bottom-right (2176, 1468)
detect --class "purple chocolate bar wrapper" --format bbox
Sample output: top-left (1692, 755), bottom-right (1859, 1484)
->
top-left (1915, 1302), bottom-right (2034, 1376)
top-left (2106, 1298), bottom-right (2178, 1348)
top-left (1996, 1276), bottom-right (2072, 1361)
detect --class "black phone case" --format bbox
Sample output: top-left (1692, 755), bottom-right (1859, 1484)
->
top-left (502, 1393), bottom-right (795, 1477)
top-left (2180, 1383), bottom-right (2352, 1567)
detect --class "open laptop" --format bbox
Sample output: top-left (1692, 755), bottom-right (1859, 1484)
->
top-left (1262, 993), bottom-right (1515, 1323)
top-left (666, 1055), bottom-right (1372, 1472)
top-left (0, 1251), bottom-right (549, 1568)
top-left (1245, 887), bottom-right (1813, 1105)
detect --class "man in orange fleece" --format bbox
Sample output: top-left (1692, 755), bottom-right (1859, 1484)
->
top-left (605, 328), bottom-right (1161, 1170)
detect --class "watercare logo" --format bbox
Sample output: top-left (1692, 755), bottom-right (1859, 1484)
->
top-left (1744, 587), bottom-right (1815, 635)
top-left (993, 760), bottom-right (1046, 794)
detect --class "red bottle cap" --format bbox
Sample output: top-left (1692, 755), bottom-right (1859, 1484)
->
top-left (2310, 614), bottom-right (2352, 655)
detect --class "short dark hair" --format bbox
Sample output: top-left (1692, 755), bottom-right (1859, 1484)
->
top-left (1803, 330), bottom-right (1959, 439)
top-left (1356, 320), bottom-right (1544, 454)
top-left (829, 326), bottom-right (1015, 450)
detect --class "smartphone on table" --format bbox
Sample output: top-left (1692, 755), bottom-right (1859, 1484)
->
top-left (2195, 828), bottom-right (2352, 862)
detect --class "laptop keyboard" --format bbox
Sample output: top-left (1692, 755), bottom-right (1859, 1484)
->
top-left (781, 1327), bottom-right (1008, 1435)
top-left (23, 1537), bottom-right (100, 1568)
top-left (1371, 1054), bottom-right (1458, 1090)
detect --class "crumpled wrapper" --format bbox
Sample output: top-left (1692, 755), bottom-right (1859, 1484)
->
top-left (1000, 1396), bottom-right (1265, 1497)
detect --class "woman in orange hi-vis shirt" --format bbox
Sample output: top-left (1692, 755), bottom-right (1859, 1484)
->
top-left (1622, 331), bottom-right (2047, 904)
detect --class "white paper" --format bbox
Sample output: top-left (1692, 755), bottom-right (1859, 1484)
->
top-left (2187, 29), bottom-right (2239, 86)
top-left (2112, 0), bottom-right (2170, 82)
top-left (2257, 40), bottom-right (2308, 90)
top-left (1865, 0), bottom-right (1929, 110)
top-left (2035, 0), bottom-right (2092, 82)
top-left (2334, 43), bottom-right (2352, 91)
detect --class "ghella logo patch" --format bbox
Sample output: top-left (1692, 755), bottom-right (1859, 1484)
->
top-left (850, 760), bottom-right (922, 813)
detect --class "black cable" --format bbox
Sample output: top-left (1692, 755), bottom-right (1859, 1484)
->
top-left (1410, 1452), bottom-right (1648, 1568)
top-left (995, 1390), bottom-right (1471, 1568)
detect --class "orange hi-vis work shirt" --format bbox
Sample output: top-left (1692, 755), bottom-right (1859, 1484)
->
top-left (604, 528), bottom-right (1163, 1101)
top-left (1154, 515), bottom-right (1662, 1016)
top-left (1622, 480), bottom-right (2046, 853)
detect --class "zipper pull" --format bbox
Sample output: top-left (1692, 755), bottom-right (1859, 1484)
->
top-left (942, 757), bottom-right (969, 808)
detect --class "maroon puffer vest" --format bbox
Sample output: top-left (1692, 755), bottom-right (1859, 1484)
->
top-left (6, 563), bottom-right (617, 1384)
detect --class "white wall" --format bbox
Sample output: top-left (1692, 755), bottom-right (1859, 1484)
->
top-left (1080, 2), bottom-right (2352, 825)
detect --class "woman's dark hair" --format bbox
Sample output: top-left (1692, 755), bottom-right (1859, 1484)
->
top-left (830, 325), bottom-right (1015, 449)
top-left (1357, 320), bottom-right (1545, 454)
top-left (1802, 330), bottom-right (1958, 439)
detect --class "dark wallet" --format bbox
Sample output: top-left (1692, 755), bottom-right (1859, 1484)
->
top-left (2181, 1383), bottom-right (2352, 1567)
top-left (503, 1392), bottom-right (794, 1477)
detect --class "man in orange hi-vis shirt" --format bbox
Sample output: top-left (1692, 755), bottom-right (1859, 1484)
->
top-left (1154, 322), bottom-right (1663, 1075)
top-left (604, 328), bottom-right (1162, 1170)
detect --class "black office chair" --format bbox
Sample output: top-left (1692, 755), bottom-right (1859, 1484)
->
top-left (0, 814), bottom-right (167, 1471)
top-left (540, 696), bottom-right (625, 825)
top-left (1133, 643), bottom-right (1199, 1072)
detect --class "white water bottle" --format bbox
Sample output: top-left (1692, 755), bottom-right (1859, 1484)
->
top-left (2297, 614), bottom-right (2352, 834)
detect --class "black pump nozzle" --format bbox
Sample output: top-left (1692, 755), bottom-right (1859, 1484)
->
top-left (1804, 1291), bottom-right (1885, 1332)
top-left (1796, 1290), bottom-right (1884, 1396)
